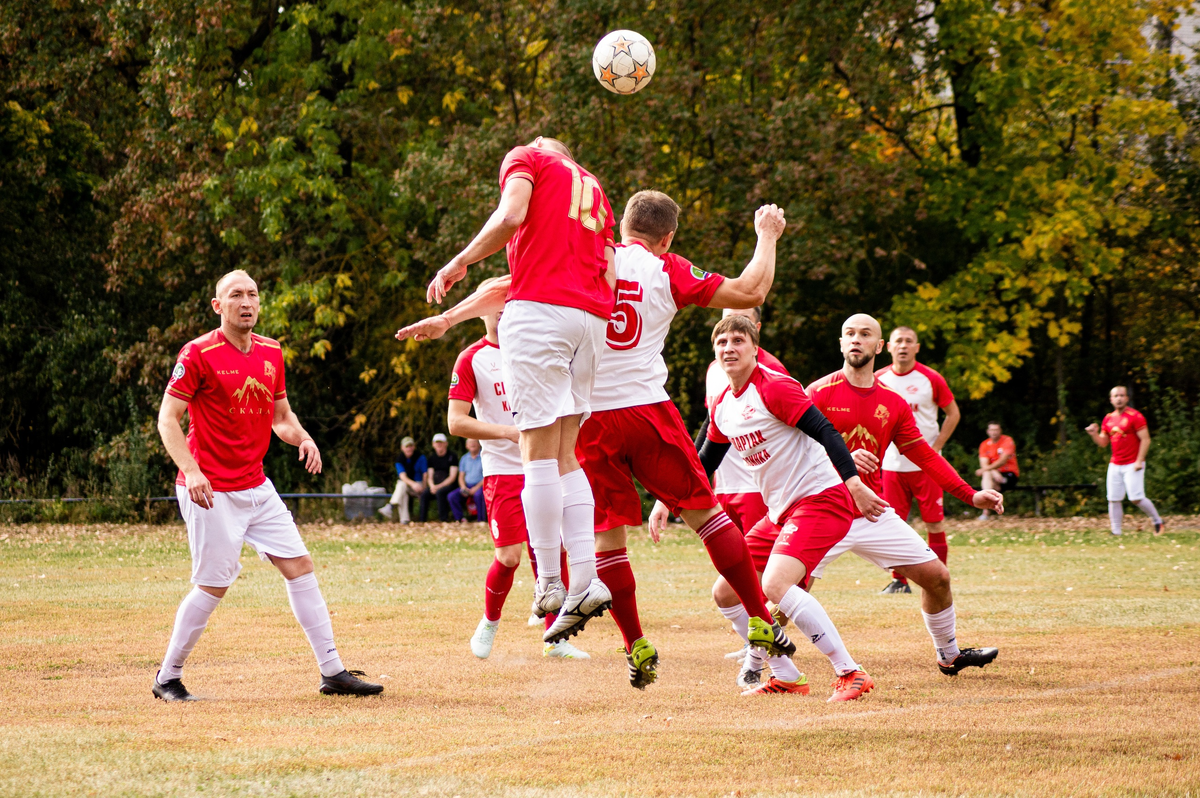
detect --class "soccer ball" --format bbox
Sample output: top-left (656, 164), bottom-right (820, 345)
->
top-left (592, 30), bottom-right (656, 95)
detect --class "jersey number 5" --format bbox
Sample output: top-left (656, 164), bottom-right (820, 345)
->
top-left (562, 159), bottom-right (608, 233)
top-left (607, 280), bottom-right (643, 350)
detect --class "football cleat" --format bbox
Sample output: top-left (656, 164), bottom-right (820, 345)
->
top-left (527, 612), bottom-right (542, 627)
top-left (1154, 519), bottom-right (1165, 536)
top-left (746, 616), bottom-right (797, 658)
top-left (725, 642), bottom-right (749, 661)
top-left (736, 660), bottom-right (763, 689)
top-left (828, 669), bottom-right (874, 702)
top-left (543, 640), bottom-right (590, 659)
top-left (543, 578), bottom-right (612, 643)
top-left (531, 578), bottom-right (566, 618)
top-left (881, 578), bottom-right (912, 594)
top-left (626, 637), bottom-right (659, 690)
top-left (938, 647), bottom-right (999, 676)
top-left (741, 674), bottom-right (810, 696)
top-left (470, 617), bottom-right (499, 659)
top-left (152, 672), bottom-right (199, 702)
top-left (319, 669), bottom-right (384, 696)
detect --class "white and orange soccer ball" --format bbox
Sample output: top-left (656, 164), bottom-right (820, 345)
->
top-left (592, 30), bottom-right (656, 95)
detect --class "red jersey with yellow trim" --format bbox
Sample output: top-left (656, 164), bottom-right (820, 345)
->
top-left (1102, 408), bottom-right (1147, 465)
top-left (498, 146), bottom-right (616, 319)
top-left (165, 329), bottom-right (286, 492)
top-left (806, 371), bottom-right (926, 495)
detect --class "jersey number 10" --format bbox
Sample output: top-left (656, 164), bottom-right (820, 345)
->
top-left (562, 159), bottom-right (608, 233)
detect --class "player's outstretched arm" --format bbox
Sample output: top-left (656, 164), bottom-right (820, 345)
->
top-left (398, 276), bottom-right (511, 342)
top-left (272, 397), bottom-right (322, 475)
top-left (708, 204), bottom-right (786, 309)
top-left (900, 438), bottom-right (983, 509)
top-left (427, 179), bottom-right (533, 304)
top-left (158, 393), bottom-right (214, 509)
top-left (447, 399), bottom-right (520, 443)
top-left (1084, 422), bottom-right (1108, 448)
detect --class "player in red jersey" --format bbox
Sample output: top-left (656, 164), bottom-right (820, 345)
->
top-left (422, 137), bottom-right (617, 644)
top-left (875, 326), bottom-right (962, 593)
top-left (701, 314), bottom-right (888, 701)
top-left (446, 292), bottom-right (588, 660)
top-left (803, 314), bottom-right (1002, 677)
top-left (1086, 386), bottom-right (1164, 536)
top-left (153, 270), bottom-right (381, 701)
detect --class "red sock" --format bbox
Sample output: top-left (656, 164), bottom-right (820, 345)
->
top-left (891, 569), bottom-right (908, 584)
top-left (596, 548), bottom-right (642, 652)
top-left (484, 558), bottom-right (518, 621)
top-left (542, 549), bottom-right (570, 631)
top-left (697, 512), bottom-right (772, 622)
top-left (928, 531), bottom-right (949, 565)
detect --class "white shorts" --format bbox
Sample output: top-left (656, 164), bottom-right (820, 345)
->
top-left (1107, 462), bottom-right (1146, 502)
top-left (809, 507), bottom-right (937, 580)
top-left (176, 478), bottom-right (309, 588)
top-left (498, 299), bottom-right (607, 431)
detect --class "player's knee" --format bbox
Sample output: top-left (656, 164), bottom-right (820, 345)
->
top-left (759, 573), bottom-right (791, 605)
top-left (496, 548), bottom-right (521, 568)
top-left (711, 577), bottom-right (738, 607)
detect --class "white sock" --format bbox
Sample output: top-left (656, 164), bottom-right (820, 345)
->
top-left (777, 585), bottom-right (859, 676)
top-left (522, 459), bottom-right (563, 587)
top-left (718, 604), bottom-right (751, 642)
top-left (768, 655), bottom-right (801, 682)
top-left (560, 468), bottom-right (598, 590)
top-left (1109, 501), bottom-right (1124, 535)
top-left (285, 573), bottom-right (345, 678)
top-left (158, 587), bottom-right (221, 683)
top-left (1135, 498), bottom-right (1162, 525)
top-left (922, 604), bottom-right (960, 664)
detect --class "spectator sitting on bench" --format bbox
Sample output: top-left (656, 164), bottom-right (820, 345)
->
top-left (449, 438), bottom-right (486, 523)
top-left (976, 421), bottom-right (1019, 520)
top-left (381, 436), bottom-right (427, 523)
top-left (422, 433), bottom-right (458, 522)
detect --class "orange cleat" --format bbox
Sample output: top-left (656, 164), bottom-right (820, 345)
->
top-left (741, 675), bottom-right (810, 696)
top-left (828, 669), bottom-right (874, 702)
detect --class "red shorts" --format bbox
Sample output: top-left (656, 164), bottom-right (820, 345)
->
top-left (577, 401), bottom-right (717, 532)
top-left (744, 484), bottom-right (856, 581)
top-left (483, 474), bottom-right (527, 548)
top-left (717, 492), bottom-right (769, 535)
top-left (883, 470), bottom-right (945, 524)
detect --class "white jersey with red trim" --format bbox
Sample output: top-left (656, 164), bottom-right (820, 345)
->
top-left (707, 365), bottom-right (841, 523)
top-left (705, 349), bottom-right (789, 495)
top-left (448, 338), bottom-right (522, 476)
top-left (588, 242), bottom-right (724, 412)
top-left (876, 361), bottom-right (955, 472)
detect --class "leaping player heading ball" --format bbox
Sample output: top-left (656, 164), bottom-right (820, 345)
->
top-left (419, 136), bottom-right (616, 642)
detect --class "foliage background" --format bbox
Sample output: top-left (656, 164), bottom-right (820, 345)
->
top-left (2, 0), bottom-right (1198, 513)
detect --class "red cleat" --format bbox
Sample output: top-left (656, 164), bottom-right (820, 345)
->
top-left (828, 669), bottom-right (874, 702)
top-left (741, 675), bottom-right (811, 696)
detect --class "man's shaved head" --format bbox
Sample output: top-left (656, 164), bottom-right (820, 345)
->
top-left (842, 313), bottom-right (882, 337)
top-left (215, 269), bottom-right (255, 299)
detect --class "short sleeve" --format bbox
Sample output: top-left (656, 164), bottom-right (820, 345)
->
top-left (757, 373), bottom-right (813, 426)
top-left (448, 348), bottom-right (479, 402)
top-left (273, 352), bottom-right (287, 400)
top-left (664, 254), bottom-right (724, 309)
top-left (1000, 436), bottom-right (1016, 454)
top-left (1131, 412), bottom-right (1147, 431)
top-left (978, 441), bottom-right (988, 456)
top-left (165, 343), bottom-right (202, 401)
top-left (706, 393), bottom-right (730, 444)
top-left (929, 368), bottom-right (954, 408)
top-left (499, 146), bottom-right (536, 190)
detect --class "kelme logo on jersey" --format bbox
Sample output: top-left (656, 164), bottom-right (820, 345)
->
top-left (690, 265), bottom-right (709, 280)
top-left (170, 363), bottom-right (185, 383)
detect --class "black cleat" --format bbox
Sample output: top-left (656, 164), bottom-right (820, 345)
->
top-left (938, 647), bottom-right (999, 676)
top-left (152, 671), bottom-right (199, 702)
top-left (881, 578), bottom-right (912, 594)
top-left (319, 669), bottom-right (384, 696)
top-left (1154, 519), bottom-right (1165, 536)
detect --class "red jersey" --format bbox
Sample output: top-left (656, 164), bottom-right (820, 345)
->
top-left (807, 370), bottom-right (975, 507)
top-left (165, 330), bottom-right (287, 492)
top-left (1102, 408), bottom-right (1147, 465)
top-left (498, 146), bottom-right (616, 319)
top-left (979, 435), bottom-right (1019, 476)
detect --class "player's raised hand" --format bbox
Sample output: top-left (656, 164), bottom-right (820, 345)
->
top-left (647, 500), bottom-right (670, 543)
top-left (427, 259), bottom-right (468, 304)
top-left (396, 315), bottom-right (452, 342)
top-left (1084, 423), bottom-right (1100, 435)
top-left (298, 439), bottom-right (322, 475)
top-left (185, 470), bottom-right (215, 510)
top-left (972, 489), bottom-right (1004, 514)
top-left (846, 476), bottom-right (888, 522)
top-left (851, 448), bottom-right (880, 475)
top-left (754, 204), bottom-right (786, 241)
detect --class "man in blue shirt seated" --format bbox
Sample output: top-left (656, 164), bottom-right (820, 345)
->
top-left (449, 438), bottom-right (487, 523)
top-left (381, 436), bottom-right (428, 523)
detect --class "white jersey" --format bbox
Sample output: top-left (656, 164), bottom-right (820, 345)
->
top-left (588, 242), bottom-right (724, 412)
top-left (448, 338), bottom-right (523, 476)
top-left (876, 362), bottom-right (954, 472)
top-left (705, 349), bottom-right (790, 495)
top-left (708, 365), bottom-right (842, 523)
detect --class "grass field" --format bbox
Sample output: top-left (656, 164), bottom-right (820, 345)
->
top-left (1, 515), bottom-right (1198, 797)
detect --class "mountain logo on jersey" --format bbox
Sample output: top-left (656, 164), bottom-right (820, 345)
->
top-left (874, 404), bottom-right (890, 425)
top-left (842, 424), bottom-right (879, 450)
top-left (232, 376), bottom-right (273, 404)
top-left (170, 363), bottom-right (185, 384)
top-left (690, 265), bottom-right (709, 280)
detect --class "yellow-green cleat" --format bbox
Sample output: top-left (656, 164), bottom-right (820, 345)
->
top-left (746, 616), bottom-right (797, 658)
top-left (626, 637), bottom-right (659, 690)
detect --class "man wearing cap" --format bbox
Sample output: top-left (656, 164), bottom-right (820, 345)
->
top-left (423, 433), bottom-right (459, 522)
top-left (383, 436), bottom-right (428, 523)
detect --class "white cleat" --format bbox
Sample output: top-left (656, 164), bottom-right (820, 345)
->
top-left (543, 578), bottom-right (612, 643)
top-left (527, 612), bottom-right (542, 627)
top-left (725, 643), bottom-right (750, 662)
top-left (470, 618), bottom-right (499, 659)
top-left (543, 640), bottom-right (591, 659)
top-left (531, 578), bottom-right (566, 618)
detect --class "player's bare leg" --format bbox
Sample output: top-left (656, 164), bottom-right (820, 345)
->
top-left (594, 525), bottom-right (657, 688)
top-left (893, 558), bottom-right (998, 676)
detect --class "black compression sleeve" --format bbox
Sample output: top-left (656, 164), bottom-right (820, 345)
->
top-left (694, 416), bottom-right (710, 453)
top-left (795, 405), bottom-right (859, 482)
top-left (697, 438), bottom-right (731, 476)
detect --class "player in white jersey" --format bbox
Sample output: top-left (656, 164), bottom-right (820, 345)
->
top-left (875, 326), bottom-right (961, 593)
